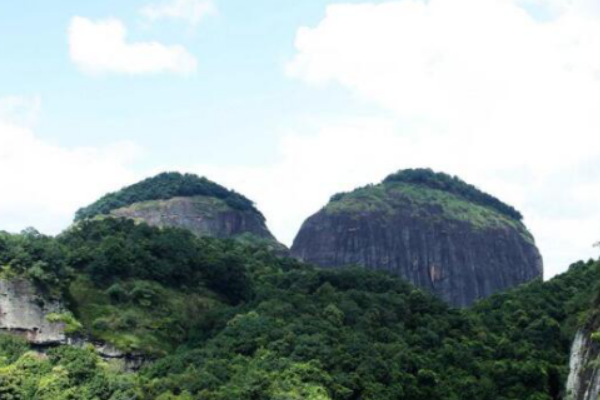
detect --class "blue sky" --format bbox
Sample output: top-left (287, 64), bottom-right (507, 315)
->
top-left (1, 0), bottom-right (600, 278)
top-left (0, 0), bottom-right (373, 167)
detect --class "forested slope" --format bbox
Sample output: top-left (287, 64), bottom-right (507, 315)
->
top-left (0, 220), bottom-right (597, 399)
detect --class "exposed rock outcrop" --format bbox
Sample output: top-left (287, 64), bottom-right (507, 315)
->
top-left (76, 172), bottom-right (287, 252)
top-left (110, 196), bottom-right (277, 243)
top-left (566, 329), bottom-right (600, 400)
top-left (0, 278), bottom-right (147, 371)
top-left (291, 170), bottom-right (543, 307)
top-left (0, 279), bottom-right (66, 345)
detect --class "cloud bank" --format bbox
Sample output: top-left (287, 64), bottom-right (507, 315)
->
top-left (285, 0), bottom-right (600, 277)
top-left (188, 0), bottom-right (600, 278)
top-left (0, 97), bottom-right (140, 234)
top-left (68, 16), bottom-right (197, 75)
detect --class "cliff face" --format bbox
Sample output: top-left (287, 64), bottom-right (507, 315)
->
top-left (0, 278), bottom-right (145, 370)
top-left (75, 172), bottom-right (287, 252)
top-left (566, 329), bottom-right (600, 400)
top-left (291, 178), bottom-right (543, 307)
top-left (108, 196), bottom-right (286, 252)
top-left (110, 196), bottom-right (269, 239)
top-left (0, 279), bottom-right (66, 345)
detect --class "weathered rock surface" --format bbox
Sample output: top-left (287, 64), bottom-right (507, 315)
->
top-left (109, 196), bottom-right (287, 252)
top-left (566, 329), bottom-right (600, 400)
top-left (0, 279), bottom-right (147, 370)
top-left (291, 177), bottom-right (543, 307)
top-left (0, 279), bottom-right (66, 345)
top-left (75, 172), bottom-right (287, 253)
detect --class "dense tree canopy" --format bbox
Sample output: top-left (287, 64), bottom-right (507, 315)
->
top-left (74, 172), bottom-right (261, 221)
top-left (61, 219), bottom-right (253, 304)
top-left (142, 259), bottom-right (598, 400)
top-left (381, 168), bottom-right (523, 220)
top-left (0, 228), bottom-right (72, 295)
top-left (0, 219), bottom-right (598, 399)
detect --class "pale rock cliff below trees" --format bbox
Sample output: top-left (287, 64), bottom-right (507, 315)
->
top-left (0, 279), bottom-right (66, 345)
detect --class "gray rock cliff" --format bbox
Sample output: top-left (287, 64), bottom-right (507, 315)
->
top-left (109, 196), bottom-right (287, 252)
top-left (0, 279), bottom-right (146, 371)
top-left (74, 172), bottom-right (287, 252)
top-left (0, 279), bottom-right (66, 345)
top-left (566, 329), bottom-right (600, 400)
top-left (291, 171), bottom-right (543, 307)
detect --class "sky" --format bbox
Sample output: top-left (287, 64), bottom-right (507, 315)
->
top-left (1, 0), bottom-right (600, 278)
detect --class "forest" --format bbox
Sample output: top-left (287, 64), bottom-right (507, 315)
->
top-left (0, 219), bottom-right (598, 400)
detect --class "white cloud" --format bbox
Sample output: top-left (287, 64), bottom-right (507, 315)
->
top-left (141, 0), bottom-right (216, 25)
top-left (191, 118), bottom-right (415, 249)
top-left (265, 0), bottom-right (600, 277)
top-left (68, 16), bottom-right (197, 75)
top-left (0, 97), bottom-right (141, 235)
top-left (191, 115), bottom-right (600, 280)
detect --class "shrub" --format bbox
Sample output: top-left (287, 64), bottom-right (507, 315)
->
top-left (0, 335), bottom-right (29, 364)
top-left (46, 312), bottom-right (83, 335)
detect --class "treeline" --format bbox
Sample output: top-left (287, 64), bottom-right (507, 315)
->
top-left (75, 172), bottom-right (260, 221)
top-left (62, 219), bottom-right (253, 304)
top-left (0, 228), bottom-right (72, 296)
top-left (142, 259), bottom-right (598, 400)
top-left (383, 168), bottom-right (524, 220)
top-left (0, 220), bottom-right (599, 399)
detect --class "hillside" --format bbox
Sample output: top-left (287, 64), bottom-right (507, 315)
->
top-left (292, 168), bottom-right (543, 306)
top-left (0, 220), bottom-right (597, 399)
top-left (75, 172), bottom-right (286, 252)
top-left (75, 172), bottom-right (260, 221)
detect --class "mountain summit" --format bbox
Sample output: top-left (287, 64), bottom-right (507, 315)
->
top-left (76, 172), bottom-right (285, 250)
top-left (291, 168), bottom-right (543, 306)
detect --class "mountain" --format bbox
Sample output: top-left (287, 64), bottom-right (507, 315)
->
top-left (0, 219), bottom-right (597, 399)
top-left (291, 168), bottom-right (543, 307)
top-left (75, 172), bottom-right (286, 252)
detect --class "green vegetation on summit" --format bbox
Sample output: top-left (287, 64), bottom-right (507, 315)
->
top-left (332, 168), bottom-right (523, 221)
top-left (75, 172), bottom-right (261, 222)
top-left (327, 180), bottom-right (525, 233)
top-left (294, 168), bottom-right (540, 307)
top-left (384, 168), bottom-right (523, 220)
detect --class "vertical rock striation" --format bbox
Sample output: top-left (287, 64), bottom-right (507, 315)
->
top-left (291, 170), bottom-right (543, 307)
top-left (566, 329), bottom-right (600, 400)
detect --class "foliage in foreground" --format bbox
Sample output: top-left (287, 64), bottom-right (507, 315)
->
top-left (0, 219), bottom-right (598, 399)
top-left (0, 336), bottom-right (142, 400)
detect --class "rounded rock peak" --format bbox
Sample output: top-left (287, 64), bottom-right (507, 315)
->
top-left (75, 172), bottom-right (286, 252)
top-left (292, 168), bottom-right (543, 307)
top-left (75, 171), bottom-right (261, 222)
